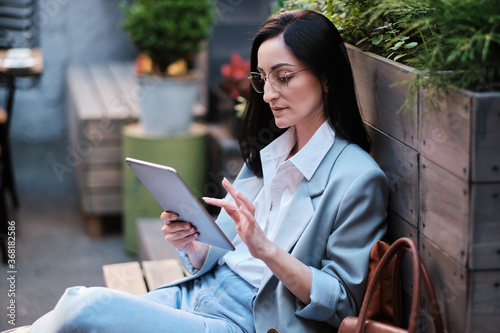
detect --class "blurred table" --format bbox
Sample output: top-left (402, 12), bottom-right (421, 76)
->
top-left (0, 48), bottom-right (43, 263)
top-left (0, 48), bottom-right (43, 207)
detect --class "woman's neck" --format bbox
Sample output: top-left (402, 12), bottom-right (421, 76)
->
top-left (294, 118), bottom-right (325, 153)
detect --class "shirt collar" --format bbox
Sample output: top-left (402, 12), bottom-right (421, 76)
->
top-left (260, 126), bottom-right (296, 165)
top-left (260, 121), bottom-right (336, 181)
top-left (292, 121), bottom-right (335, 181)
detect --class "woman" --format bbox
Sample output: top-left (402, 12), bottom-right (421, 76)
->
top-left (30, 9), bottom-right (388, 332)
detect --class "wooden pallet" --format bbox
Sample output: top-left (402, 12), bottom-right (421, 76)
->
top-left (67, 62), bottom-right (140, 237)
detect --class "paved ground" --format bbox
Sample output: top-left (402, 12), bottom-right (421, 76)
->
top-left (0, 138), bottom-right (136, 330)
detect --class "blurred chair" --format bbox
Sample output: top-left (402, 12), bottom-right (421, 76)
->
top-left (0, 0), bottom-right (36, 49)
top-left (0, 0), bottom-right (36, 263)
top-left (0, 106), bottom-right (8, 263)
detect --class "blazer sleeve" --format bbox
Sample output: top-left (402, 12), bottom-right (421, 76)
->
top-left (295, 166), bottom-right (389, 327)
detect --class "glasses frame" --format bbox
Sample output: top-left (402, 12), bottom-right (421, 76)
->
top-left (247, 68), bottom-right (309, 93)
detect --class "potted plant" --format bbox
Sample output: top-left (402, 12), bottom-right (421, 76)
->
top-left (213, 52), bottom-right (250, 137)
top-left (121, 0), bottom-right (214, 135)
top-left (277, 1), bottom-right (500, 332)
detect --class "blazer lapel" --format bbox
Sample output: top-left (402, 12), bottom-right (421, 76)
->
top-left (273, 182), bottom-right (314, 253)
top-left (259, 138), bottom-right (350, 289)
top-left (272, 138), bottom-right (350, 252)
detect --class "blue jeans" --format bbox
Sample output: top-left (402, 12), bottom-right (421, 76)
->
top-left (30, 264), bottom-right (257, 333)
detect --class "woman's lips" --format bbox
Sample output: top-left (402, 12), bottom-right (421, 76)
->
top-left (271, 106), bottom-right (286, 113)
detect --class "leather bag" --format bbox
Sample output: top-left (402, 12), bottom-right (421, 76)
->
top-left (338, 237), bottom-right (444, 333)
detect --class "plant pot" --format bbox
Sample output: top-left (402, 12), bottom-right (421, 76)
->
top-left (138, 71), bottom-right (201, 135)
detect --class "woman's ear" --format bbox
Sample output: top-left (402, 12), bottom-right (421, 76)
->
top-left (321, 74), bottom-right (329, 93)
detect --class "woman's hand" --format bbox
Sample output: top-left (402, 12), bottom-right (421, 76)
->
top-left (160, 211), bottom-right (209, 269)
top-left (203, 178), bottom-right (272, 260)
top-left (204, 178), bottom-right (312, 304)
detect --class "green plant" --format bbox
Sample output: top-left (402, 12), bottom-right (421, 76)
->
top-left (121, 0), bottom-right (214, 75)
top-left (280, 0), bottom-right (431, 62)
top-left (278, 0), bottom-right (500, 115)
top-left (406, 0), bottom-right (500, 92)
top-left (369, 0), bottom-right (500, 114)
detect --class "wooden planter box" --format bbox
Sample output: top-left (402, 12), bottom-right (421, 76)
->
top-left (346, 44), bottom-right (500, 333)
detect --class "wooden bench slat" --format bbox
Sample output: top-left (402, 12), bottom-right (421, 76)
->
top-left (142, 259), bottom-right (186, 290)
top-left (102, 262), bottom-right (148, 296)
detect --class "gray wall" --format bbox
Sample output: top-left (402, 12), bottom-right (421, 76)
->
top-left (7, 0), bottom-right (137, 142)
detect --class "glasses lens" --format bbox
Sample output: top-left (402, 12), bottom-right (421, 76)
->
top-left (271, 70), bottom-right (288, 87)
top-left (249, 73), bottom-right (264, 93)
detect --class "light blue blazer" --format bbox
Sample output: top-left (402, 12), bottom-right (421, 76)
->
top-left (165, 138), bottom-right (389, 333)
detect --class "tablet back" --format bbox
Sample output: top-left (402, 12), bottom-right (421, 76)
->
top-left (126, 157), bottom-right (235, 251)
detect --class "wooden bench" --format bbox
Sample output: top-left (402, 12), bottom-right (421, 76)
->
top-left (103, 218), bottom-right (192, 295)
top-left (103, 259), bottom-right (186, 296)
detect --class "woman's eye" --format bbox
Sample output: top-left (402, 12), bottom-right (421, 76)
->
top-left (276, 71), bottom-right (288, 83)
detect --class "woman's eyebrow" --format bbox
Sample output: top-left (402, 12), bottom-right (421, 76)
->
top-left (256, 62), bottom-right (296, 72)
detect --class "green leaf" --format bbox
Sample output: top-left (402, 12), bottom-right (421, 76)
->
top-left (372, 34), bottom-right (383, 45)
top-left (405, 42), bottom-right (419, 49)
top-left (356, 37), bottom-right (369, 45)
top-left (390, 41), bottom-right (404, 50)
top-left (394, 54), bottom-right (407, 61)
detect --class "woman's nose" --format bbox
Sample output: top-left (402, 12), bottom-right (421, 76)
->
top-left (262, 81), bottom-right (279, 103)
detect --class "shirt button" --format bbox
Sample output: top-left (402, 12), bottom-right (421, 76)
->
top-left (267, 329), bottom-right (279, 333)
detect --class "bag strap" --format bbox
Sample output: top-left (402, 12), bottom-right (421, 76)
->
top-left (391, 245), bottom-right (406, 327)
top-left (354, 237), bottom-right (444, 333)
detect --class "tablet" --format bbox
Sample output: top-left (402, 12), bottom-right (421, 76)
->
top-left (125, 157), bottom-right (235, 251)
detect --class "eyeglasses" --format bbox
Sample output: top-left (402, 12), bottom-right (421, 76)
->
top-left (247, 68), bottom-right (309, 93)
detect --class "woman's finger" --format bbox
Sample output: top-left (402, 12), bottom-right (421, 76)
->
top-left (235, 190), bottom-right (255, 215)
top-left (221, 178), bottom-right (246, 208)
top-left (162, 224), bottom-right (198, 240)
top-left (221, 178), bottom-right (240, 204)
top-left (160, 211), bottom-right (179, 224)
top-left (221, 178), bottom-right (256, 215)
top-left (202, 197), bottom-right (237, 212)
top-left (204, 197), bottom-right (240, 222)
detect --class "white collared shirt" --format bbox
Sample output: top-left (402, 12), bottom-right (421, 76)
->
top-left (220, 121), bottom-right (336, 288)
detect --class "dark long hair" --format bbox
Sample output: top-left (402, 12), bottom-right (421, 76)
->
top-left (239, 9), bottom-right (370, 178)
